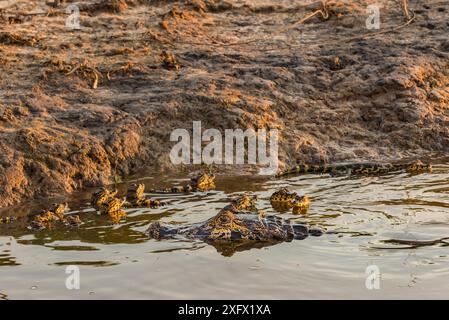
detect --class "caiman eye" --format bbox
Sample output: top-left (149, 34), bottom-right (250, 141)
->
top-left (218, 215), bottom-right (231, 224)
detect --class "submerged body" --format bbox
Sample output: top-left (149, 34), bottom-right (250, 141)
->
top-left (148, 173), bottom-right (216, 194)
top-left (0, 203), bottom-right (81, 230)
top-left (90, 187), bottom-right (127, 223)
top-left (147, 210), bottom-right (318, 241)
top-left (270, 187), bottom-right (310, 214)
top-left (146, 195), bottom-right (322, 255)
top-left (126, 183), bottom-right (165, 208)
top-left (276, 160), bottom-right (432, 178)
top-left (91, 188), bottom-right (118, 211)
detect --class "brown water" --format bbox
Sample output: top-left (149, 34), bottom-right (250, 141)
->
top-left (1, 163), bottom-right (449, 299)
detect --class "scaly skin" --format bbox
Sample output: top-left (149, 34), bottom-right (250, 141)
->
top-left (101, 197), bottom-right (126, 214)
top-left (126, 183), bottom-right (145, 202)
top-left (0, 203), bottom-right (82, 230)
top-left (108, 209), bottom-right (127, 224)
top-left (100, 197), bottom-right (127, 223)
top-left (2, 186), bottom-right (125, 229)
top-left (50, 203), bottom-right (68, 220)
top-left (126, 183), bottom-right (166, 208)
top-left (7, 162), bottom-right (430, 234)
top-left (91, 187), bottom-right (118, 211)
top-left (148, 173), bottom-right (216, 194)
top-left (1, 174), bottom-right (210, 230)
top-left (146, 195), bottom-right (323, 255)
top-left (276, 160), bottom-right (432, 178)
top-left (270, 187), bottom-right (310, 214)
top-left (29, 211), bottom-right (57, 230)
top-left (90, 187), bottom-right (128, 223)
top-left (223, 194), bottom-right (258, 212)
top-left (30, 203), bottom-right (83, 230)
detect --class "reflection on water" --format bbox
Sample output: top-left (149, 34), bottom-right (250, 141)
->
top-left (374, 237), bottom-right (449, 249)
top-left (205, 239), bottom-right (287, 257)
top-left (0, 162), bottom-right (449, 298)
top-left (0, 240), bottom-right (20, 266)
top-left (52, 261), bottom-right (120, 267)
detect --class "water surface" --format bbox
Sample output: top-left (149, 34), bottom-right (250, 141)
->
top-left (1, 163), bottom-right (449, 299)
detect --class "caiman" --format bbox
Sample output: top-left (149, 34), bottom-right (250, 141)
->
top-left (270, 187), bottom-right (310, 214)
top-left (0, 203), bottom-right (82, 230)
top-left (146, 195), bottom-right (323, 256)
top-left (148, 173), bottom-right (215, 194)
top-left (275, 160), bottom-right (432, 178)
top-left (91, 187), bottom-right (127, 224)
top-left (126, 183), bottom-right (166, 207)
top-left (91, 187), bottom-right (118, 211)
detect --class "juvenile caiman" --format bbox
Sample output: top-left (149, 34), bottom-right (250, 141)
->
top-left (126, 183), bottom-right (166, 207)
top-left (91, 187), bottom-right (127, 223)
top-left (146, 195), bottom-right (323, 256)
top-left (270, 187), bottom-right (310, 214)
top-left (1, 185), bottom-right (129, 230)
top-left (275, 160), bottom-right (432, 178)
top-left (0, 203), bottom-right (81, 230)
top-left (148, 173), bottom-right (216, 194)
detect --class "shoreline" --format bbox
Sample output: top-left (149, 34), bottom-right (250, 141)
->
top-left (0, 0), bottom-right (448, 207)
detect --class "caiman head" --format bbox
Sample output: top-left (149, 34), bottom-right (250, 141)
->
top-left (126, 183), bottom-right (145, 201)
top-left (91, 187), bottom-right (118, 210)
top-left (270, 187), bottom-right (310, 214)
top-left (49, 203), bottom-right (69, 220)
top-left (406, 160), bottom-right (432, 173)
top-left (225, 194), bottom-right (258, 212)
top-left (147, 209), bottom-right (317, 242)
top-left (191, 173), bottom-right (216, 191)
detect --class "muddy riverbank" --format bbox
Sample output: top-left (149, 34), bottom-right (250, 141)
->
top-left (0, 0), bottom-right (448, 206)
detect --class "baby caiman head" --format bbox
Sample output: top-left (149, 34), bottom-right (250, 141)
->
top-left (270, 188), bottom-right (310, 214)
top-left (227, 194), bottom-right (258, 212)
top-left (49, 203), bottom-right (69, 220)
top-left (91, 187), bottom-right (118, 209)
top-left (126, 183), bottom-right (145, 200)
top-left (270, 187), bottom-right (295, 202)
top-left (191, 173), bottom-right (216, 190)
top-left (406, 160), bottom-right (432, 173)
top-left (198, 210), bottom-right (252, 240)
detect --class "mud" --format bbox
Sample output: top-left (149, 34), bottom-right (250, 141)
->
top-left (0, 0), bottom-right (448, 207)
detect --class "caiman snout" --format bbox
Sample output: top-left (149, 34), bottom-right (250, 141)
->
top-left (291, 224), bottom-right (323, 239)
top-left (146, 222), bottom-right (178, 239)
